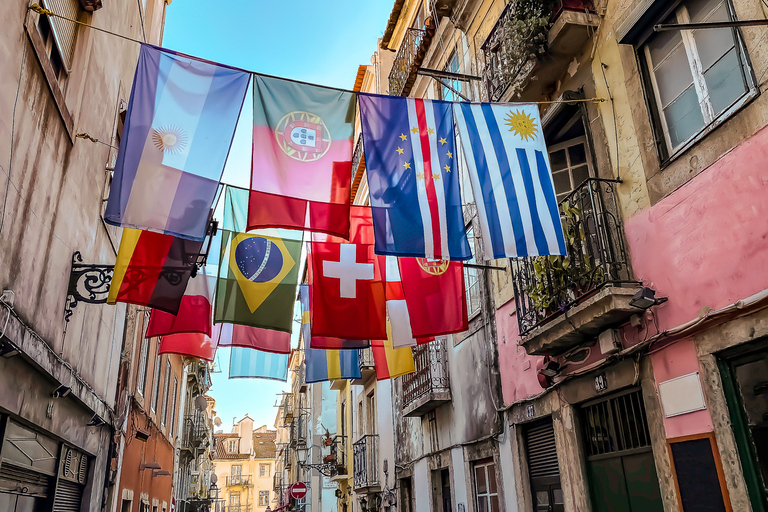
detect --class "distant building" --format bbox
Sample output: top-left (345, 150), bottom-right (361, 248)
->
top-left (212, 416), bottom-right (277, 512)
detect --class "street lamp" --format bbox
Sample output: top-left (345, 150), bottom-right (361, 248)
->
top-left (296, 446), bottom-right (308, 464)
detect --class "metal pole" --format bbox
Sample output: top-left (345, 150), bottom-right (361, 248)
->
top-left (654, 19), bottom-right (768, 31)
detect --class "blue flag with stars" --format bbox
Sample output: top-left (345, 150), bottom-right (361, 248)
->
top-left (359, 94), bottom-right (471, 261)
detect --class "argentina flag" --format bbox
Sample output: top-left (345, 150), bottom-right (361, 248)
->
top-left (453, 103), bottom-right (566, 259)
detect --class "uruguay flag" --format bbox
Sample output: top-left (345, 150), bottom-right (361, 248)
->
top-left (453, 103), bottom-right (566, 259)
top-left (105, 45), bottom-right (250, 241)
top-left (359, 94), bottom-right (471, 261)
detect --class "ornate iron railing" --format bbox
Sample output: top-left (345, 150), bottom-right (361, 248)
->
top-left (401, 338), bottom-right (450, 408)
top-left (351, 135), bottom-right (365, 182)
top-left (225, 475), bottom-right (252, 487)
top-left (290, 414), bottom-right (306, 448)
top-left (388, 27), bottom-right (428, 97)
top-left (273, 472), bottom-right (283, 493)
top-left (358, 347), bottom-right (375, 369)
top-left (325, 435), bottom-right (347, 476)
top-left (511, 178), bottom-right (633, 337)
top-left (182, 411), bottom-right (208, 449)
top-left (282, 394), bottom-right (294, 423)
top-left (353, 435), bottom-right (379, 489)
top-left (227, 506), bottom-right (251, 512)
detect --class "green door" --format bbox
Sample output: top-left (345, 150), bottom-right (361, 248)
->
top-left (582, 389), bottom-right (664, 512)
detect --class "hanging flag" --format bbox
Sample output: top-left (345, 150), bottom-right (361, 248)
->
top-left (105, 45), bottom-right (250, 241)
top-left (159, 324), bottom-right (221, 362)
top-left (399, 257), bottom-right (467, 337)
top-left (215, 231), bottom-right (302, 331)
top-left (384, 257), bottom-right (434, 348)
top-left (371, 331), bottom-right (415, 381)
top-left (359, 94), bottom-right (471, 261)
top-left (305, 347), bottom-right (361, 383)
top-left (217, 323), bottom-right (291, 354)
top-left (107, 228), bottom-right (202, 314)
top-left (249, 74), bottom-right (356, 238)
top-left (146, 271), bottom-right (215, 337)
top-left (453, 103), bottom-right (566, 259)
top-left (299, 285), bottom-right (369, 350)
top-left (229, 347), bottom-right (289, 381)
top-left (310, 207), bottom-right (386, 340)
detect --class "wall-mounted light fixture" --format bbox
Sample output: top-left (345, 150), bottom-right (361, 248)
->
top-left (52, 385), bottom-right (71, 398)
top-left (629, 287), bottom-right (668, 309)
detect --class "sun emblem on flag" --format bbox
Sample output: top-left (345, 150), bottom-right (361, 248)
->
top-left (151, 125), bottom-right (188, 154)
top-left (275, 111), bottom-right (332, 162)
top-left (417, 258), bottom-right (449, 276)
top-left (504, 110), bottom-right (538, 141)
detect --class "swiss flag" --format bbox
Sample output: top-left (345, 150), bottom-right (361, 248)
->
top-left (398, 257), bottom-right (467, 337)
top-left (310, 207), bottom-right (386, 340)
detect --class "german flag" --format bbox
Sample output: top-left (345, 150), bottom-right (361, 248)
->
top-left (107, 229), bottom-right (203, 315)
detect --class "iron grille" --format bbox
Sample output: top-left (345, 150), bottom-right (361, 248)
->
top-left (511, 178), bottom-right (634, 337)
top-left (327, 435), bottom-right (347, 476)
top-left (388, 27), bottom-right (429, 96)
top-left (351, 136), bottom-right (365, 183)
top-left (582, 389), bottom-right (651, 458)
top-left (353, 435), bottom-right (379, 488)
top-left (401, 338), bottom-right (450, 409)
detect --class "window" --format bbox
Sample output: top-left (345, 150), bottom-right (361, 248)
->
top-left (136, 334), bottom-right (150, 396)
top-left (260, 463), bottom-right (270, 478)
top-left (150, 351), bottom-right (162, 413)
top-left (474, 459), bottom-right (499, 512)
top-left (411, 1), bottom-right (427, 29)
top-left (464, 226), bottom-right (481, 317)
top-left (441, 52), bottom-right (462, 101)
top-left (34, 0), bottom-right (81, 86)
top-left (229, 492), bottom-right (240, 508)
top-left (641, 0), bottom-right (753, 155)
top-left (366, 392), bottom-right (376, 435)
top-left (228, 439), bottom-right (238, 453)
top-left (169, 377), bottom-right (178, 435)
top-left (160, 360), bottom-right (171, 426)
top-left (548, 137), bottom-right (592, 202)
top-left (259, 491), bottom-right (270, 506)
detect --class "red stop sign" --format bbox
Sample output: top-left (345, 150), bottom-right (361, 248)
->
top-left (290, 482), bottom-right (308, 499)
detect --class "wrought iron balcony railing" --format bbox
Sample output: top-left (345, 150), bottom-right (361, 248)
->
top-left (181, 411), bottom-right (208, 449)
top-left (401, 338), bottom-right (451, 416)
top-left (324, 435), bottom-right (347, 477)
top-left (227, 506), bottom-right (251, 512)
top-left (290, 414), bottom-right (306, 448)
top-left (353, 435), bottom-right (379, 489)
top-left (297, 364), bottom-right (307, 393)
top-left (358, 347), bottom-right (375, 370)
top-left (282, 394), bottom-right (294, 423)
top-left (388, 27), bottom-right (430, 97)
top-left (511, 178), bottom-right (632, 337)
top-left (225, 475), bottom-right (253, 487)
top-left (273, 472), bottom-right (283, 493)
top-left (351, 135), bottom-right (365, 183)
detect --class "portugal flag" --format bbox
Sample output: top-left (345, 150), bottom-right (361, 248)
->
top-left (214, 231), bottom-right (302, 332)
top-left (107, 229), bottom-right (202, 314)
top-left (248, 74), bottom-right (356, 238)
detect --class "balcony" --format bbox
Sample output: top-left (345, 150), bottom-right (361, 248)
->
top-left (388, 21), bottom-right (436, 97)
top-left (482, 0), bottom-right (600, 102)
top-left (225, 475), bottom-right (252, 487)
top-left (290, 415), bottom-right (306, 448)
top-left (401, 338), bottom-right (451, 417)
top-left (297, 365), bottom-right (307, 393)
top-left (282, 394), bottom-right (294, 423)
top-left (273, 472), bottom-right (283, 494)
top-left (353, 435), bottom-right (379, 491)
top-left (181, 411), bottom-right (208, 451)
top-left (324, 435), bottom-right (348, 480)
top-left (351, 348), bottom-right (376, 385)
top-left (512, 178), bottom-right (641, 356)
top-left (351, 136), bottom-right (366, 202)
top-left (227, 506), bottom-right (251, 512)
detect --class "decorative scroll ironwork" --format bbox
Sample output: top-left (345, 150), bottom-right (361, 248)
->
top-left (388, 27), bottom-right (429, 97)
top-left (64, 252), bottom-right (114, 323)
top-left (511, 178), bottom-right (635, 337)
top-left (353, 434), bottom-right (379, 489)
top-left (351, 135), bottom-right (365, 183)
top-left (401, 338), bottom-right (451, 409)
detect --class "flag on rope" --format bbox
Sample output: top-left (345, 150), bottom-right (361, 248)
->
top-left (217, 323), bottom-right (291, 354)
top-left (310, 207), bottom-right (386, 340)
top-left (107, 228), bottom-right (202, 315)
top-left (299, 285), bottom-right (369, 350)
top-left (398, 257), bottom-right (467, 337)
top-left (249, 74), bottom-right (356, 238)
top-left (305, 347), bottom-right (361, 383)
top-left (453, 103), bottom-right (566, 259)
top-left (146, 270), bottom-right (215, 337)
top-left (384, 257), bottom-right (434, 348)
top-left (105, 45), bottom-right (249, 241)
top-left (229, 347), bottom-right (289, 381)
top-left (359, 94), bottom-right (471, 260)
top-left (159, 323), bottom-right (221, 362)
top-left (371, 329), bottom-right (414, 381)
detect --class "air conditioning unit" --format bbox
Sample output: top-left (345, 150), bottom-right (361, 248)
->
top-left (598, 329), bottom-right (621, 355)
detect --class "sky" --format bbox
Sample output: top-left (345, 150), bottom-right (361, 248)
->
top-left (162, 0), bottom-right (394, 432)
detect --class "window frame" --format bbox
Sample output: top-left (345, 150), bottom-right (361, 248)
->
top-left (260, 463), bottom-right (270, 478)
top-left (150, 350), bottom-right (162, 413)
top-left (169, 377), bottom-right (178, 436)
top-left (473, 458), bottom-right (500, 512)
top-left (228, 439), bottom-right (238, 453)
top-left (636, 0), bottom-right (757, 163)
top-left (136, 319), bottom-right (151, 396)
top-left (547, 135), bottom-right (594, 202)
top-left (160, 359), bottom-right (171, 426)
top-left (258, 490), bottom-right (270, 506)
top-left (463, 225), bottom-right (482, 319)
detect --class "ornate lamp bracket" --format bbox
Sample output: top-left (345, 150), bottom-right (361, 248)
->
top-left (65, 252), bottom-right (115, 323)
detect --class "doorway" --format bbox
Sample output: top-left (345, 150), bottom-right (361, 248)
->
top-left (524, 417), bottom-right (564, 512)
top-left (582, 389), bottom-right (663, 512)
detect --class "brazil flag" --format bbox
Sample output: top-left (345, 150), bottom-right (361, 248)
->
top-left (214, 230), bottom-right (302, 332)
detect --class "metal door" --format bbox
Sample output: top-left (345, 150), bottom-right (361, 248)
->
top-left (525, 418), bottom-right (564, 512)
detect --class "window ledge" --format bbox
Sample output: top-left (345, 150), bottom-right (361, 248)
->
top-left (659, 88), bottom-right (759, 171)
top-left (25, 15), bottom-right (75, 142)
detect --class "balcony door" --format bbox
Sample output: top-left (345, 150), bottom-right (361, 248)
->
top-left (231, 464), bottom-right (242, 485)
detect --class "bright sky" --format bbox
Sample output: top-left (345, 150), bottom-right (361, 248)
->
top-left (162, 0), bottom-right (394, 432)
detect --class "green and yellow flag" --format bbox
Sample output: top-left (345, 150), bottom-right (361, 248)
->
top-left (214, 186), bottom-right (302, 332)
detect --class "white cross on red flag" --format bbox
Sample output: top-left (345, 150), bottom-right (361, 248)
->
top-left (310, 206), bottom-right (387, 340)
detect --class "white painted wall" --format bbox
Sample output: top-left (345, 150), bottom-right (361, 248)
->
top-left (451, 447), bottom-right (470, 512)
top-left (498, 419), bottom-right (520, 512)
top-left (414, 459), bottom-right (431, 511)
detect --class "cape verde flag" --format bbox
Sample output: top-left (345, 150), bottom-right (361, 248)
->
top-left (453, 103), bottom-right (566, 259)
top-left (359, 94), bottom-right (471, 261)
top-left (105, 45), bottom-right (250, 241)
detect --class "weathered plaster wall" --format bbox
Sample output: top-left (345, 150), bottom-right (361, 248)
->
top-left (495, 301), bottom-right (545, 405)
top-left (118, 417), bottom-right (175, 512)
